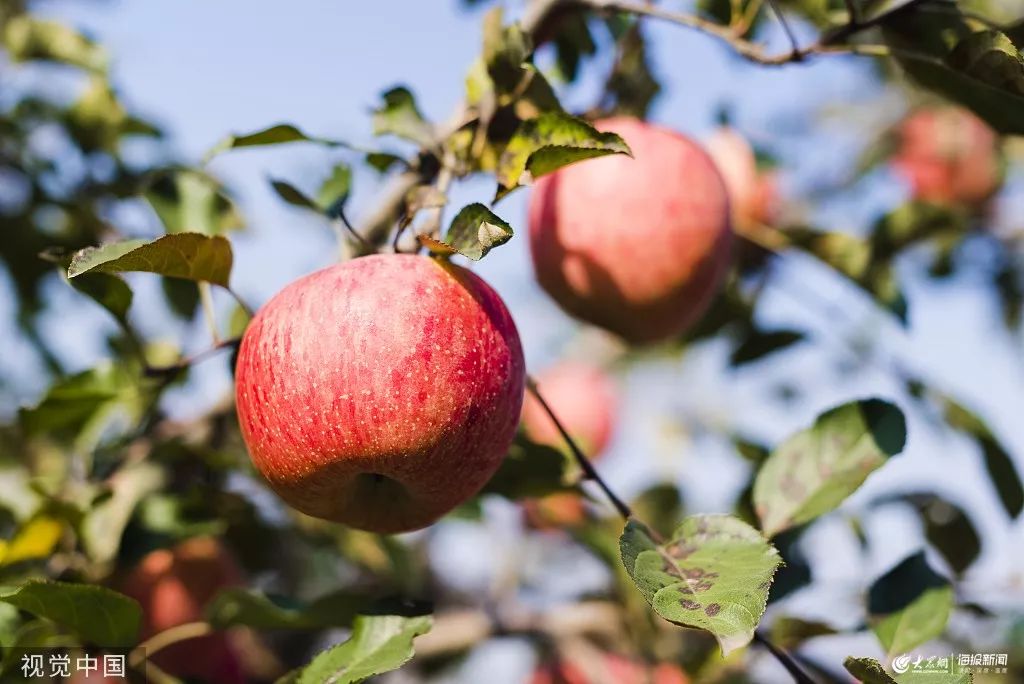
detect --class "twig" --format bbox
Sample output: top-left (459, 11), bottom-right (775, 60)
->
top-left (765, 0), bottom-right (803, 60)
top-left (144, 337), bottom-right (241, 378)
top-left (129, 621), bottom-right (213, 667)
top-left (225, 285), bottom-right (254, 317)
top-left (753, 632), bottom-right (818, 684)
top-left (199, 281), bottom-right (221, 346)
top-left (526, 376), bottom-right (632, 520)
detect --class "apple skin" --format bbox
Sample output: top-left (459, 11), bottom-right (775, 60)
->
top-left (705, 127), bottom-right (779, 229)
top-left (119, 537), bottom-right (244, 684)
top-left (892, 107), bottom-right (1001, 207)
top-left (235, 254), bottom-right (526, 534)
top-left (529, 117), bottom-right (733, 345)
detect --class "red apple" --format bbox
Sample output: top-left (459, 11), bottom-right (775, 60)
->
top-left (235, 254), bottom-right (525, 534)
top-left (891, 107), bottom-right (1001, 207)
top-left (521, 362), bottom-right (617, 457)
top-left (705, 126), bottom-right (779, 230)
top-left (529, 117), bottom-right (733, 345)
top-left (120, 537), bottom-right (244, 684)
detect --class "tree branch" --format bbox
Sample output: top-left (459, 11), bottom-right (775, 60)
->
top-left (526, 377), bottom-right (632, 520)
top-left (753, 631), bottom-right (818, 684)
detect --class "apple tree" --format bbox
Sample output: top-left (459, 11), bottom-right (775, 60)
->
top-left (1, 0), bottom-right (1023, 682)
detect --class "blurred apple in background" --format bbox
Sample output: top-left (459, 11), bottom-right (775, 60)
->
top-left (529, 117), bottom-right (733, 345)
top-left (891, 106), bottom-right (1002, 208)
top-left (120, 536), bottom-right (244, 684)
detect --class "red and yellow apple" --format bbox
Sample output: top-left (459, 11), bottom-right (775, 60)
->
top-left (120, 537), bottom-right (243, 684)
top-left (235, 254), bottom-right (525, 534)
top-left (891, 107), bottom-right (1001, 207)
top-left (529, 117), bottom-right (733, 345)
top-left (704, 126), bottom-right (780, 230)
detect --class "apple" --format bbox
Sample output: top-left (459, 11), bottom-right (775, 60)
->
top-left (891, 107), bottom-right (1001, 207)
top-left (529, 117), bottom-right (733, 345)
top-left (704, 126), bottom-right (779, 230)
top-left (521, 362), bottom-right (617, 457)
top-left (235, 254), bottom-right (526, 534)
top-left (120, 537), bottom-right (244, 684)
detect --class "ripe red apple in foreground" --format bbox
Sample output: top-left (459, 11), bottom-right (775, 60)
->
top-left (120, 537), bottom-right (244, 684)
top-left (891, 107), bottom-right (1001, 207)
top-left (705, 126), bottom-right (780, 229)
top-left (235, 254), bottom-right (525, 534)
top-left (529, 116), bottom-right (733, 345)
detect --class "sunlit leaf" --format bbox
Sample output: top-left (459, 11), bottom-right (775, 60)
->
top-left (287, 610), bottom-right (432, 684)
top-left (144, 169), bottom-right (242, 236)
top-left (0, 581), bottom-right (141, 647)
top-left (753, 399), bottom-right (906, 536)
top-left (80, 462), bottom-right (165, 564)
top-left (495, 112), bottom-right (631, 199)
top-left (0, 517), bottom-right (64, 567)
top-left (619, 516), bottom-right (780, 655)
top-left (2, 16), bottom-right (107, 72)
top-left (68, 233), bottom-right (233, 287)
top-left (317, 163), bottom-right (353, 218)
top-left (868, 552), bottom-right (953, 656)
top-left (419, 203), bottom-right (513, 261)
top-left (372, 87), bottom-right (434, 148)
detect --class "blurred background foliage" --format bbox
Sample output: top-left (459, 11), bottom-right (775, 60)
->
top-left (1, 0), bottom-right (1024, 682)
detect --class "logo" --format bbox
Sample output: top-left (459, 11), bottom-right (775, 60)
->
top-left (892, 654), bottom-right (912, 674)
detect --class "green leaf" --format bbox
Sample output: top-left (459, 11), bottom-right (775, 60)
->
top-left (876, 493), bottom-right (981, 575)
top-left (603, 23), bottom-right (662, 118)
top-left (270, 179), bottom-right (320, 212)
top-left (317, 164), bottom-right (353, 218)
top-left (291, 611), bottom-right (432, 684)
top-left (0, 581), bottom-right (141, 647)
top-left (207, 588), bottom-right (368, 631)
top-left (68, 233), bottom-right (234, 287)
top-left (730, 329), bottom-right (805, 366)
top-left (372, 87), bottom-right (434, 148)
top-left (2, 16), bottom-right (107, 72)
top-left (205, 123), bottom-right (348, 161)
top-left (753, 399), bottom-right (906, 537)
top-left (67, 272), bottom-right (133, 325)
top-left (619, 516), bottom-right (781, 655)
top-left (881, 4), bottom-right (1024, 135)
top-left (868, 553), bottom-right (953, 656)
top-left (481, 7), bottom-right (531, 93)
top-left (18, 363), bottom-right (143, 451)
top-left (943, 398), bottom-right (1023, 518)
top-left (495, 112), bottom-right (632, 199)
top-left (844, 657), bottom-right (898, 684)
top-left (769, 616), bottom-right (836, 649)
top-left (144, 169), bottom-right (242, 235)
top-left (481, 433), bottom-right (575, 500)
top-left (421, 203), bottom-right (513, 261)
top-left (366, 152), bottom-right (406, 174)
top-left (80, 462), bottom-right (165, 564)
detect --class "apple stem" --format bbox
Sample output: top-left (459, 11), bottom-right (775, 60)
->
top-left (526, 377), bottom-right (632, 521)
top-left (753, 631), bottom-right (818, 684)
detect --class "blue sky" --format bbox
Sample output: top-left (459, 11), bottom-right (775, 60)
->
top-left (6, 1), bottom-right (1024, 680)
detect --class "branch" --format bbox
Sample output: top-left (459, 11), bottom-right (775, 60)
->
top-left (753, 632), bottom-right (818, 684)
top-left (526, 377), bottom-right (632, 520)
top-left (144, 337), bottom-right (241, 378)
